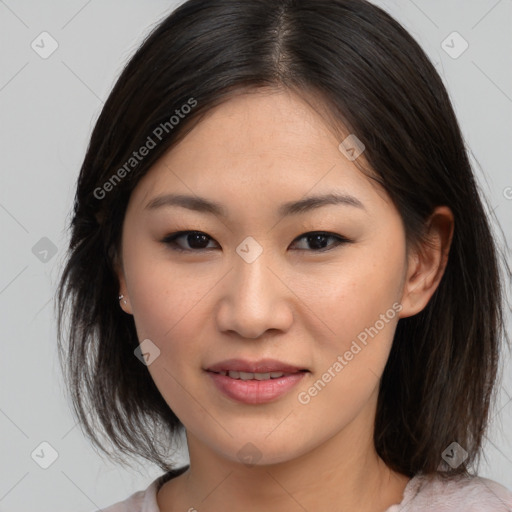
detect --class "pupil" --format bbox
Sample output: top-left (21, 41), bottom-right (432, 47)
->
top-left (188, 233), bottom-right (209, 249)
top-left (308, 234), bottom-right (327, 250)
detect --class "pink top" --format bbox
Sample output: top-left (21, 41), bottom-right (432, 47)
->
top-left (97, 467), bottom-right (512, 511)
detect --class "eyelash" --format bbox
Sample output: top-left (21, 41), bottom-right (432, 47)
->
top-left (161, 230), bottom-right (352, 253)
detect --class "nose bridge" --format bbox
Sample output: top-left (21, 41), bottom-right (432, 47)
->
top-left (236, 246), bottom-right (274, 307)
top-left (234, 234), bottom-right (276, 297)
top-left (216, 239), bottom-right (293, 338)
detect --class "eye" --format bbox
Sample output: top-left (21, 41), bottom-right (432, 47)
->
top-left (162, 231), bottom-right (219, 252)
top-left (290, 231), bottom-right (351, 252)
top-left (162, 230), bottom-right (351, 253)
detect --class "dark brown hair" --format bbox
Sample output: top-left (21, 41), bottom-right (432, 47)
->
top-left (55, 0), bottom-right (510, 476)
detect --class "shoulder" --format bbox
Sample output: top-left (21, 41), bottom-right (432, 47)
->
top-left (91, 484), bottom-right (155, 512)
top-left (91, 465), bottom-right (190, 512)
top-left (395, 472), bottom-right (512, 512)
top-left (92, 487), bottom-right (148, 512)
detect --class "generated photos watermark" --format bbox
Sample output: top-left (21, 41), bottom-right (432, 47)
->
top-left (297, 301), bottom-right (403, 405)
top-left (93, 97), bottom-right (198, 200)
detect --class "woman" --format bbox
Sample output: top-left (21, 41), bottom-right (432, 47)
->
top-left (56, 0), bottom-right (512, 510)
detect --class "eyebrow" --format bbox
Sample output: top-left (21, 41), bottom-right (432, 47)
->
top-left (144, 192), bottom-right (366, 218)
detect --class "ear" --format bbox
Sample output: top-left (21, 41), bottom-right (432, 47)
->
top-left (112, 247), bottom-right (133, 315)
top-left (399, 206), bottom-right (454, 318)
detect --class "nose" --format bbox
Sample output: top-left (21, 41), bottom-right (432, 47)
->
top-left (215, 249), bottom-right (294, 340)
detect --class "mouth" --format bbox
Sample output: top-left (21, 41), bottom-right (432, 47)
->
top-left (208, 369), bottom-right (307, 381)
top-left (205, 358), bottom-right (309, 404)
top-left (205, 358), bottom-right (308, 375)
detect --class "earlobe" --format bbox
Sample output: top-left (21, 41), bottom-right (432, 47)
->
top-left (399, 206), bottom-right (454, 318)
top-left (118, 293), bottom-right (133, 314)
top-left (113, 249), bottom-right (133, 315)
top-left (117, 278), bottom-right (133, 315)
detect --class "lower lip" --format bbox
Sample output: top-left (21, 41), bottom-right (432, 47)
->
top-left (206, 371), bottom-right (307, 404)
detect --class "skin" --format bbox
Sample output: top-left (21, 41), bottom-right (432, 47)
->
top-left (116, 87), bottom-right (454, 512)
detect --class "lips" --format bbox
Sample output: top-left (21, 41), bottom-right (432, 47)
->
top-left (205, 358), bottom-right (308, 404)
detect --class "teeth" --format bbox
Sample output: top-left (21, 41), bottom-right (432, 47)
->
top-left (218, 370), bottom-right (288, 380)
top-left (254, 372), bottom-right (271, 380)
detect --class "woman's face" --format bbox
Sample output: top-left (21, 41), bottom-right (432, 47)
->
top-left (117, 88), bottom-right (415, 466)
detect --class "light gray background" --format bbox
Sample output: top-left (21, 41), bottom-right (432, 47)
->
top-left (0, 1), bottom-right (511, 510)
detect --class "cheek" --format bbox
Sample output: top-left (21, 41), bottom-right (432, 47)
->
top-left (123, 254), bottom-right (211, 422)
top-left (292, 250), bottom-right (404, 435)
top-left (301, 235), bottom-right (406, 366)
top-left (124, 243), bottom-right (214, 341)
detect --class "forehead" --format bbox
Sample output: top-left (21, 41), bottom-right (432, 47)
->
top-left (129, 89), bottom-right (389, 216)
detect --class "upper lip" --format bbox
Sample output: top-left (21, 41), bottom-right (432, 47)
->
top-left (206, 358), bottom-right (307, 373)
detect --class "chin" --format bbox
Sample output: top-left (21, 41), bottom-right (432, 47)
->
top-left (203, 432), bottom-right (313, 468)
